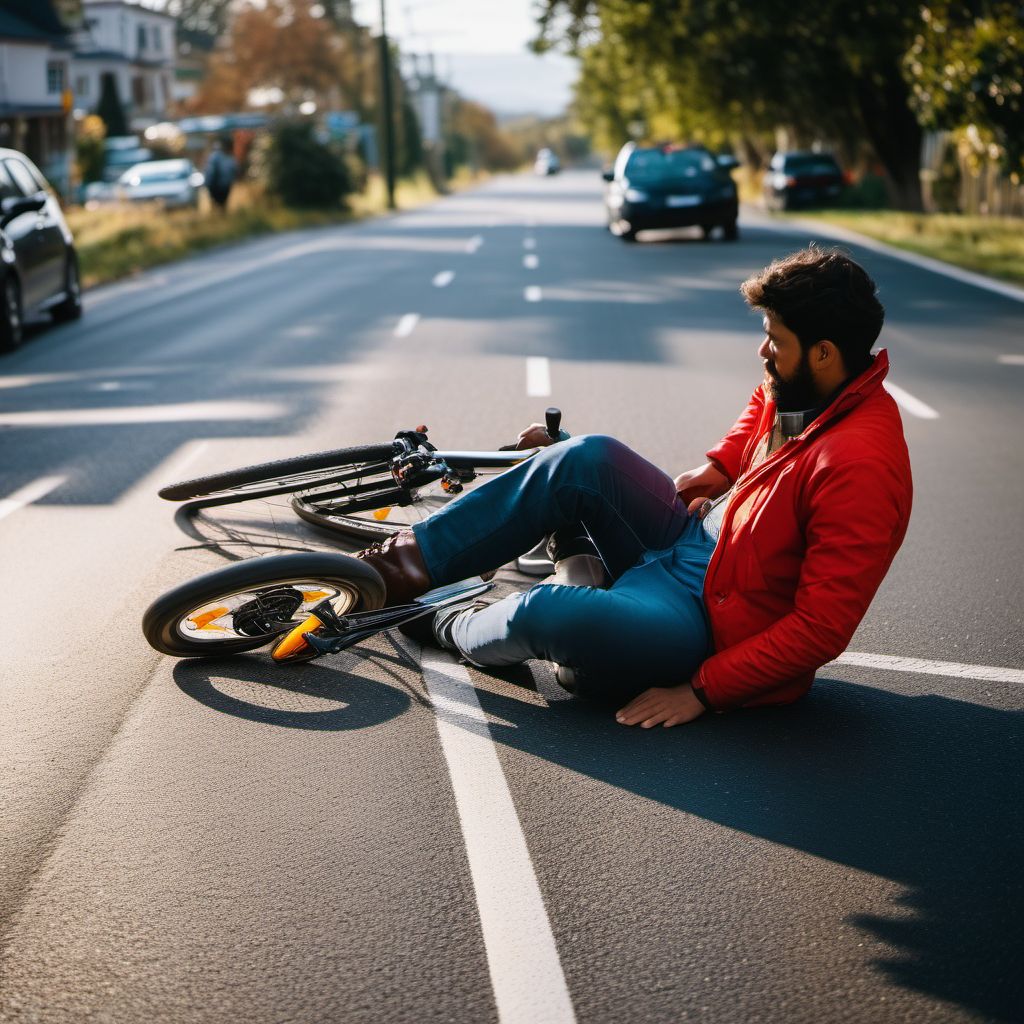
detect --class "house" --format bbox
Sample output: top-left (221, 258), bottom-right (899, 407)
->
top-left (73, 0), bottom-right (176, 130)
top-left (0, 0), bottom-right (74, 191)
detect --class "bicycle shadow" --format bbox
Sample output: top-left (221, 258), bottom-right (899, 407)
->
top-left (171, 638), bottom-right (423, 731)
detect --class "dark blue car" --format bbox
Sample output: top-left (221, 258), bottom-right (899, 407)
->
top-left (603, 142), bottom-right (740, 242)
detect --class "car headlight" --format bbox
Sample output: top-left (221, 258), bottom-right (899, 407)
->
top-left (624, 188), bottom-right (649, 202)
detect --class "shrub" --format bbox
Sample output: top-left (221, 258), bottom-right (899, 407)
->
top-left (262, 121), bottom-right (353, 209)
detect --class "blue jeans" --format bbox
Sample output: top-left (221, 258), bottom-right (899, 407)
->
top-left (411, 435), bottom-right (714, 702)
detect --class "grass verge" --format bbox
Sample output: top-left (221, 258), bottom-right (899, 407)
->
top-left (773, 210), bottom-right (1024, 288)
top-left (68, 171), bottom-right (474, 290)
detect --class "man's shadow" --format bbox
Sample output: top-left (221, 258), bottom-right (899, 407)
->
top-left (173, 652), bottom-right (1022, 1022)
top-left (478, 677), bottom-right (1023, 1023)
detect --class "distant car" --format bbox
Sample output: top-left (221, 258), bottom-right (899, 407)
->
top-left (764, 152), bottom-right (845, 210)
top-left (534, 148), bottom-right (560, 176)
top-left (0, 148), bottom-right (81, 352)
top-left (602, 142), bottom-right (739, 241)
top-left (116, 159), bottom-right (205, 208)
top-left (101, 136), bottom-right (153, 183)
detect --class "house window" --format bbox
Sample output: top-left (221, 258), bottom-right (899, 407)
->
top-left (47, 62), bottom-right (65, 95)
top-left (132, 76), bottom-right (147, 108)
top-left (152, 26), bottom-right (162, 51)
top-left (75, 75), bottom-right (89, 98)
top-left (137, 24), bottom-right (147, 50)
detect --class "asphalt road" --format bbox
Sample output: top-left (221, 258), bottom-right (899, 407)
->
top-left (1, 170), bottom-right (1021, 1024)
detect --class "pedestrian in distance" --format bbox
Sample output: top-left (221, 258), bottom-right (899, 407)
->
top-left (278, 245), bottom-right (914, 729)
top-left (204, 137), bottom-right (237, 212)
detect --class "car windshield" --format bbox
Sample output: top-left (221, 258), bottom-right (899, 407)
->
top-left (784, 155), bottom-right (840, 175)
top-left (625, 149), bottom-right (716, 182)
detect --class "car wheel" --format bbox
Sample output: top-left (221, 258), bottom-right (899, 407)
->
top-left (51, 254), bottom-right (83, 323)
top-left (0, 275), bottom-right (23, 352)
top-left (621, 227), bottom-right (638, 242)
top-left (722, 221), bottom-right (739, 241)
top-left (700, 224), bottom-right (714, 241)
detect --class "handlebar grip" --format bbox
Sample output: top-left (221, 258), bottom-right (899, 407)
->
top-left (545, 407), bottom-right (562, 441)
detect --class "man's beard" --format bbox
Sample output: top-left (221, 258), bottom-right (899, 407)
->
top-left (765, 351), bottom-right (820, 412)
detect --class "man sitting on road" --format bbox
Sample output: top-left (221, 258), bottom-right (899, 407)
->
top-left (283, 246), bottom-right (914, 727)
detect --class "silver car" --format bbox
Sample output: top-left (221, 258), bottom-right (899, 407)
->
top-left (116, 159), bottom-right (205, 209)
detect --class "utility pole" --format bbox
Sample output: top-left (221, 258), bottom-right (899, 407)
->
top-left (378, 0), bottom-right (396, 210)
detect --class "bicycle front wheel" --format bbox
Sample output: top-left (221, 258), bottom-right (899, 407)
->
top-left (159, 443), bottom-right (399, 502)
top-left (142, 552), bottom-right (386, 658)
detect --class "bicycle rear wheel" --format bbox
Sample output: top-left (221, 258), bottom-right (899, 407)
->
top-left (159, 443), bottom-right (399, 502)
top-left (142, 552), bottom-right (386, 658)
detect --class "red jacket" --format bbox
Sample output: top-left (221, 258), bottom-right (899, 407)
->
top-left (693, 350), bottom-right (912, 710)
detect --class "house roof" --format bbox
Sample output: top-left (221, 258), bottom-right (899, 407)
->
top-left (0, 8), bottom-right (68, 45)
top-left (0, 0), bottom-right (69, 43)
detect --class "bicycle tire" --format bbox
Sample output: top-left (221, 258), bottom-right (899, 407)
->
top-left (291, 496), bottom-right (399, 544)
top-left (142, 553), bottom-right (386, 658)
top-left (159, 442), bottom-right (399, 501)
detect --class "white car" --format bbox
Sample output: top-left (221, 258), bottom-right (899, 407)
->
top-left (534, 148), bottom-right (561, 175)
top-left (116, 159), bottom-right (205, 208)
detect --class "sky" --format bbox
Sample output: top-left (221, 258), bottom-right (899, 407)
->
top-left (351, 0), bottom-right (579, 117)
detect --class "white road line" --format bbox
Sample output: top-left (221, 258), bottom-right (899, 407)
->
top-left (523, 238), bottom-right (537, 250)
top-left (0, 475), bottom-right (66, 522)
top-left (883, 381), bottom-right (939, 420)
top-left (420, 649), bottom-right (577, 1024)
top-left (524, 286), bottom-right (543, 303)
top-left (997, 354), bottom-right (1024, 365)
top-left (394, 313), bottom-right (420, 338)
top-left (523, 254), bottom-right (539, 270)
top-left (466, 235), bottom-right (484, 254)
top-left (0, 401), bottom-right (285, 427)
top-left (833, 651), bottom-right (1024, 686)
top-left (433, 270), bottom-right (455, 288)
top-left (528, 356), bottom-right (552, 395)
top-left (526, 357), bottom-right (552, 397)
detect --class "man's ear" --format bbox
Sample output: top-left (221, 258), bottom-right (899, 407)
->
top-left (814, 339), bottom-right (842, 370)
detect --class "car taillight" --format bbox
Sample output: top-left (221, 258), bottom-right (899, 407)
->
top-left (843, 170), bottom-right (854, 185)
top-left (786, 176), bottom-right (798, 187)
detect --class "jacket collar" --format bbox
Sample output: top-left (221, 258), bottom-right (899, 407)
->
top-left (767, 349), bottom-right (890, 442)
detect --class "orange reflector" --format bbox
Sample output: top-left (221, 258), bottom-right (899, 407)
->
top-left (271, 614), bottom-right (322, 662)
top-left (373, 507), bottom-right (392, 521)
top-left (301, 590), bottom-right (330, 602)
top-left (188, 606), bottom-right (230, 631)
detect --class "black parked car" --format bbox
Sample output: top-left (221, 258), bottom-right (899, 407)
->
top-left (0, 148), bottom-right (81, 352)
top-left (603, 142), bottom-right (739, 242)
top-left (764, 151), bottom-right (846, 210)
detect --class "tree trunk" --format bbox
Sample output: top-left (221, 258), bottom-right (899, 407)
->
top-left (854, 66), bottom-right (924, 211)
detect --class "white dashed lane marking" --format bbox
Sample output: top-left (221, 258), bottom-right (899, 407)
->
top-left (523, 254), bottom-right (539, 270)
top-left (524, 286), bottom-right (543, 303)
top-left (465, 235), bottom-right (484, 253)
top-left (523, 237), bottom-right (536, 250)
top-left (997, 354), bottom-right (1024, 365)
top-left (883, 381), bottom-right (939, 420)
top-left (420, 649), bottom-right (577, 1024)
top-left (834, 651), bottom-right (1024, 686)
top-left (0, 402), bottom-right (284, 427)
top-left (0, 475), bottom-right (67, 522)
top-left (394, 313), bottom-right (420, 338)
top-left (433, 271), bottom-right (455, 288)
top-left (526, 357), bottom-right (551, 397)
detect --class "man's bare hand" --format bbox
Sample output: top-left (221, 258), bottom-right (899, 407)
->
top-left (616, 683), bottom-right (707, 728)
top-left (674, 462), bottom-right (729, 505)
top-left (515, 423), bottom-right (557, 450)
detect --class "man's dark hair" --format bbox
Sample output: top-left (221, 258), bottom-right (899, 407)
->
top-left (741, 246), bottom-right (884, 375)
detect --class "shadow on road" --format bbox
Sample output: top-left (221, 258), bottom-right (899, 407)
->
top-left (479, 677), bottom-right (1024, 1023)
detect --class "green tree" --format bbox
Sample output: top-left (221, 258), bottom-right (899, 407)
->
top-left (905, 2), bottom-right (1024, 174)
top-left (95, 71), bottom-right (127, 137)
top-left (262, 120), bottom-right (353, 208)
top-left (534, 0), bottom-right (928, 208)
